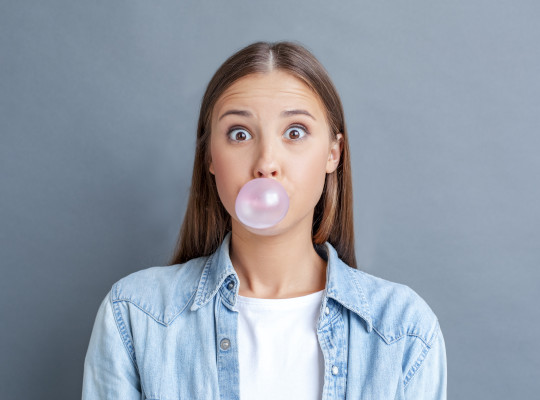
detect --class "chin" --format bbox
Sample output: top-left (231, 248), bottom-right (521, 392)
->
top-left (233, 213), bottom-right (307, 238)
top-left (244, 226), bottom-right (284, 237)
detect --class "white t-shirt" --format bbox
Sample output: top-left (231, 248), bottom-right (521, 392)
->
top-left (236, 289), bottom-right (325, 400)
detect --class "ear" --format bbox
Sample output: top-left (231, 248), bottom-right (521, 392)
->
top-left (209, 161), bottom-right (215, 175)
top-left (326, 133), bottom-right (343, 174)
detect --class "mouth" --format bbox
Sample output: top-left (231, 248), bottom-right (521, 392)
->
top-left (235, 178), bottom-right (290, 229)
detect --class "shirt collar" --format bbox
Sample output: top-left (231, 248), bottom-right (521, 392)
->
top-left (190, 231), bottom-right (373, 333)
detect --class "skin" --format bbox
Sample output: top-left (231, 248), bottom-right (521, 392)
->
top-left (209, 69), bottom-right (343, 299)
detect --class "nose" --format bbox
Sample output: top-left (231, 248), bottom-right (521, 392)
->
top-left (253, 135), bottom-right (280, 179)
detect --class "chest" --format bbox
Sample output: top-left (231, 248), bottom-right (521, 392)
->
top-left (132, 296), bottom-right (405, 400)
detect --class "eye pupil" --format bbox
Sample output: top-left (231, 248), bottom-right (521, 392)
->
top-left (236, 131), bottom-right (246, 141)
top-left (289, 129), bottom-right (300, 139)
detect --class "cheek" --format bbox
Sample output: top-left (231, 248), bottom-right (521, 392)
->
top-left (305, 166), bottom-right (328, 207)
top-left (210, 151), bottom-right (244, 216)
top-left (289, 151), bottom-right (329, 209)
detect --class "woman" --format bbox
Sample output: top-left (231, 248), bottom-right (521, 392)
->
top-left (82, 41), bottom-right (447, 399)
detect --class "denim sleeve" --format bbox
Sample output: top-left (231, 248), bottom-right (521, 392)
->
top-left (82, 291), bottom-right (142, 399)
top-left (403, 324), bottom-right (447, 399)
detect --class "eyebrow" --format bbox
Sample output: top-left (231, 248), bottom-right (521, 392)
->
top-left (218, 109), bottom-right (316, 121)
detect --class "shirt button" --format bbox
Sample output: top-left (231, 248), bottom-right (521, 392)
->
top-left (325, 306), bottom-right (330, 315)
top-left (227, 281), bottom-right (235, 290)
top-left (331, 365), bottom-right (339, 375)
top-left (220, 338), bottom-right (231, 351)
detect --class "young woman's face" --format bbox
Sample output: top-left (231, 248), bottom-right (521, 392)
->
top-left (209, 70), bottom-right (343, 235)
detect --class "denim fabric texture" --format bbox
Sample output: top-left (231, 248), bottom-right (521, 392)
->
top-left (82, 231), bottom-right (447, 399)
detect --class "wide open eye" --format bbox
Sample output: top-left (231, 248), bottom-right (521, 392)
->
top-left (284, 125), bottom-right (309, 141)
top-left (227, 127), bottom-right (253, 142)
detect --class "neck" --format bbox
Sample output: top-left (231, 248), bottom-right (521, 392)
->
top-left (229, 219), bottom-right (327, 299)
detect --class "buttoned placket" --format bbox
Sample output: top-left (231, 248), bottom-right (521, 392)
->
top-left (317, 297), bottom-right (348, 400)
top-left (216, 276), bottom-right (240, 400)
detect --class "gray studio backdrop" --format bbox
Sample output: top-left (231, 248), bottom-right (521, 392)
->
top-left (1, 0), bottom-right (539, 398)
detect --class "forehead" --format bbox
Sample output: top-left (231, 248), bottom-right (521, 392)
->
top-left (213, 70), bottom-right (325, 117)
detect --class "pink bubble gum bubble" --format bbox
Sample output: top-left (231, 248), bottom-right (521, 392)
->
top-left (235, 178), bottom-right (289, 229)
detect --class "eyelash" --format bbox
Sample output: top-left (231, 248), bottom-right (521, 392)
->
top-left (226, 124), bottom-right (310, 143)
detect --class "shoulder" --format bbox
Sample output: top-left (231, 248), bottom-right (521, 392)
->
top-left (109, 255), bottom-right (208, 325)
top-left (351, 267), bottom-right (440, 347)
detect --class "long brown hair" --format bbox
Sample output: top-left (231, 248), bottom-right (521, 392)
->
top-left (168, 41), bottom-right (357, 269)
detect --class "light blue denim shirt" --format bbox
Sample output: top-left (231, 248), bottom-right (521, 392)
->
top-left (83, 231), bottom-right (447, 399)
